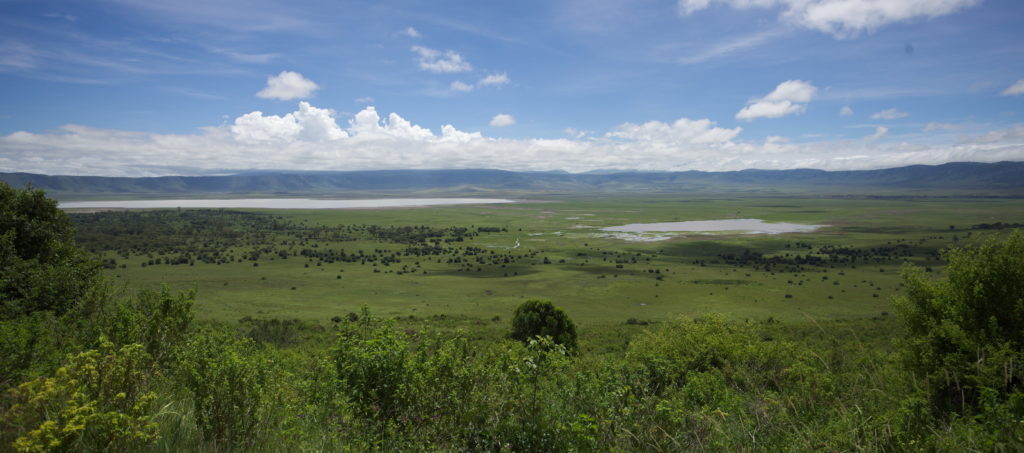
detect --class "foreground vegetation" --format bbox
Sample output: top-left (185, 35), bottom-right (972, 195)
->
top-left (2, 183), bottom-right (1023, 451)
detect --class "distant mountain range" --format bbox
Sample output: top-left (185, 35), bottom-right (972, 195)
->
top-left (3, 161), bottom-right (1023, 199)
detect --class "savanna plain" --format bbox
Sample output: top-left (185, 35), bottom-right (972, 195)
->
top-left (3, 188), bottom-right (1023, 452)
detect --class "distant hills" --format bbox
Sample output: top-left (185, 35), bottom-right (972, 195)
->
top-left (3, 161), bottom-right (1023, 199)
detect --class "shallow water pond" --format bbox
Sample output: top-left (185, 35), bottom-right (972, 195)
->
top-left (601, 218), bottom-right (821, 234)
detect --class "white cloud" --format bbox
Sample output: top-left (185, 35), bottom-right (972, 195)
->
top-left (924, 122), bottom-right (961, 132)
top-left (678, 0), bottom-right (713, 16)
top-left (2, 102), bottom-right (1023, 177)
top-left (840, 106), bottom-right (853, 116)
top-left (866, 126), bottom-right (889, 140)
top-left (870, 108), bottom-right (909, 120)
top-left (1001, 79), bottom-right (1024, 96)
top-left (256, 71), bottom-right (319, 100)
top-left (677, 29), bottom-right (783, 65)
top-left (678, 0), bottom-right (981, 38)
top-left (479, 73), bottom-right (510, 86)
top-left (402, 27), bottom-right (421, 38)
top-left (565, 128), bottom-right (591, 139)
top-left (0, 41), bottom-right (40, 71)
top-left (490, 114), bottom-right (516, 127)
top-left (737, 100), bottom-right (805, 120)
top-left (348, 106), bottom-right (435, 141)
top-left (610, 118), bottom-right (741, 144)
top-left (231, 102), bottom-right (346, 143)
top-left (208, 47), bottom-right (278, 64)
top-left (450, 80), bottom-right (474, 92)
top-left (411, 46), bottom-right (471, 73)
top-left (736, 80), bottom-right (817, 120)
top-left (354, 97), bottom-right (374, 104)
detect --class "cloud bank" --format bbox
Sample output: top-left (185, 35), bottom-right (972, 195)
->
top-left (1, 102), bottom-right (1022, 177)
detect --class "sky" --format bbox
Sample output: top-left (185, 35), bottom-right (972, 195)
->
top-left (1, 0), bottom-right (1023, 176)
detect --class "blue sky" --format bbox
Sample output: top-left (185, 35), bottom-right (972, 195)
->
top-left (1, 0), bottom-right (1023, 176)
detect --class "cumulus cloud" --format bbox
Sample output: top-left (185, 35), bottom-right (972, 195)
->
top-left (231, 102), bottom-right (346, 143)
top-left (678, 0), bottom-right (980, 38)
top-left (736, 80), bottom-right (817, 120)
top-left (871, 108), bottom-right (909, 120)
top-left (411, 46), bottom-right (472, 73)
top-left (479, 73), bottom-right (510, 86)
top-left (256, 71), bottom-right (319, 100)
top-left (450, 81), bottom-right (474, 92)
top-left (2, 102), bottom-right (1023, 177)
top-left (1002, 79), bottom-right (1024, 96)
top-left (490, 114), bottom-right (516, 127)
top-left (840, 106), bottom-right (853, 116)
top-left (348, 106), bottom-right (435, 141)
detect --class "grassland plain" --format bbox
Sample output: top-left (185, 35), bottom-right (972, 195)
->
top-left (69, 194), bottom-right (1024, 330)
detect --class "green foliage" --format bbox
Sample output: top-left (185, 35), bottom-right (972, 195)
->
top-left (332, 311), bottom-right (412, 420)
top-left (175, 330), bottom-right (269, 447)
top-left (510, 299), bottom-right (578, 350)
top-left (625, 315), bottom-right (806, 394)
top-left (897, 231), bottom-right (1024, 413)
top-left (0, 183), bottom-right (100, 320)
top-left (103, 287), bottom-right (194, 365)
top-left (241, 317), bottom-right (305, 347)
top-left (0, 340), bottom-right (159, 452)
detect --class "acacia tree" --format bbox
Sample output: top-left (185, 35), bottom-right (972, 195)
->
top-left (510, 299), bottom-right (577, 351)
top-left (897, 230), bottom-right (1024, 414)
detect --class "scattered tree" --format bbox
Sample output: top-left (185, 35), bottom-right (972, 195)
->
top-left (510, 299), bottom-right (577, 350)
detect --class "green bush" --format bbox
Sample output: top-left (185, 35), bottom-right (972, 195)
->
top-left (509, 299), bottom-right (577, 350)
top-left (897, 231), bottom-right (1024, 414)
top-left (103, 287), bottom-right (194, 366)
top-left (175, 330), bottom-right (269, 447)
top-left (625, 315), bottom-right (805, 394)
top-left (332, 312), bottom-right (411, 420)
top-left (0, 340), bottom-right (160, 452)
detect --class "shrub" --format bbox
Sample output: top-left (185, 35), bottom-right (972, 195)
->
top-left (509, 300), bottom-right (577, 350)
top-left (896, 230), bottom-right (1024, 414)
top-left (625, 315), bottom-right (805, 394)
top-left (175, 330), bottom-right (269, 446)
top-left (103, 286), bottom-right (194, 365)
top-left (332, 313), bottom-right (411, 420)
top-left (0, 340), bottom-right (160, 452)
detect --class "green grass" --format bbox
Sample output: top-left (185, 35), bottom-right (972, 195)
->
top-left (76, 194), bottom-right (1024, 328)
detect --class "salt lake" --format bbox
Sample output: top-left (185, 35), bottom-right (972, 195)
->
top-left (601, 218), bottom-right (822, 234)
top-left (59, 198), bottom-right (515, 210)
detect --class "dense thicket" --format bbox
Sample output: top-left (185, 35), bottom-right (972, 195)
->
top-left (1, 183), bottom-right (1022, 452)
top-left (898, 231), bottom-right (1024, 414)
